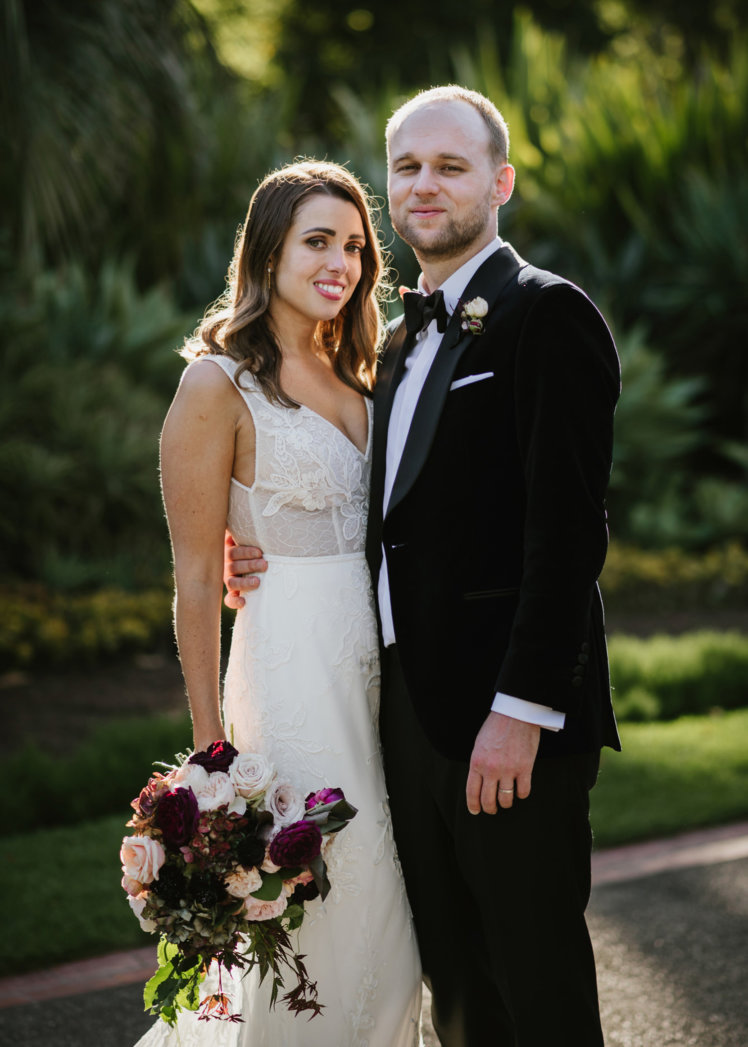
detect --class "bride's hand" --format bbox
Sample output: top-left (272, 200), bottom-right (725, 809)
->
top-left (224, 532), bottom-right (267, 609)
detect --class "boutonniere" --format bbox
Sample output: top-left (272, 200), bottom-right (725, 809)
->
top-left (459, 296), bottom-right (488, 335)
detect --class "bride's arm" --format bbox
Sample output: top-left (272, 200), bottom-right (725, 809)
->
top-left (160, 361), bottom-right (238, 752)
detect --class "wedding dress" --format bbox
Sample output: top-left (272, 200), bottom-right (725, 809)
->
top-left (134, 354), bottom-right (422, 1047)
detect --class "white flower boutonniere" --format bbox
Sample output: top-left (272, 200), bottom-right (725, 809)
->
top-left (459, 296), bottom-right (488, 335)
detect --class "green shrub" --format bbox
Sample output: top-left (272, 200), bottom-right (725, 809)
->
top-left (0, 259), bottom-right (188, 589)
top-left (601, 542), bottom-right (748, 613)
top-left (0, 586), bottom-right (174, 670)
top-left (609, 631), bottom-right (748, 721)
top-left (0, 713), bottom-right (192, 837)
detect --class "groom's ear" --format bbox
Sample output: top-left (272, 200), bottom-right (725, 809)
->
top-left (491, 164), bottom-right (515, 209)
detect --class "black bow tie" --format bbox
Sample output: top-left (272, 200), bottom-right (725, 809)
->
top-left (402, 289), bottom-right (449, 335)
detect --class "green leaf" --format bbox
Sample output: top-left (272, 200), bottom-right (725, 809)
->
top-left (307, 855), bottom-right (331, 901)
top-left (251, 871), bottom-right (283, 900)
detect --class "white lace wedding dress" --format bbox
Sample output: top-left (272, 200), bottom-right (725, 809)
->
top-left (134, 354), bottom-right (422, 1047)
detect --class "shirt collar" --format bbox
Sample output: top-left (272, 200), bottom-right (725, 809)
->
top-left (416, 237), bottom-right (503, 316)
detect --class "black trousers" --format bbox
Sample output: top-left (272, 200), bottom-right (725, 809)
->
top-left (380, 646), bottom-right (605, 1047)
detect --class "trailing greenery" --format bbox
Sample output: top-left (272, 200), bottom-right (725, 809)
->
top-left (0, 714), bottom-right (192, 837)
top-left (3, 708), bottom-right (747, 973)
top-left (608, 631), bottom-right (748, 723)
top-left (591, 710), bottom-right (748, 848)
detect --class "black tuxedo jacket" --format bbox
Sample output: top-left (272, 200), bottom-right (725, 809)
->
top-left (366, 242), bottom-right (621, 761)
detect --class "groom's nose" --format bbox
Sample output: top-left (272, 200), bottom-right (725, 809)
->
top-left (412, 164), bottom-right (439, 195)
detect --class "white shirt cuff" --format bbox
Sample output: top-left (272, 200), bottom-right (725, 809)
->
top-left (491, 693), bottom-right (566, 732)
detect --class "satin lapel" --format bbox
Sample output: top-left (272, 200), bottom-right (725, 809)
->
top-left (386, 244), bottom-right (525, 518)
top-left (369, 319), bottom-right (413, 549)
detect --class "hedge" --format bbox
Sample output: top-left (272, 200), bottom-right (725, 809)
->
top-left (0, 543), bottom-right (747, 671)
top-left (600, 542), bottom-right (748, 613)
top-left (608, 630), bottom-right (748, 722)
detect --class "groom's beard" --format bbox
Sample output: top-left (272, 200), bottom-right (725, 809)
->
top-left (391, 199), bottom-right (491, 260)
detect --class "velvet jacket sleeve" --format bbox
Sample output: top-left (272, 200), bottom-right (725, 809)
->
top-left (493, 281), bottom-right (620, 714)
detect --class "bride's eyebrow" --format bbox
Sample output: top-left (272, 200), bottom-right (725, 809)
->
top-left (301, 227), bottom-right (366, 242)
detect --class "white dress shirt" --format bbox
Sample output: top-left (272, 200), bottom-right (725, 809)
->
top-left (377, 238), bottom-right (565, 732)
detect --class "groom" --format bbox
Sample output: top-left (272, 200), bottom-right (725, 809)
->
top-left (227, 85), bottom-right (620, 1046)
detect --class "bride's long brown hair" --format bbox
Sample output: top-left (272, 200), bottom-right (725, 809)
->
top-left (184, 161), bottom-right (387, 405)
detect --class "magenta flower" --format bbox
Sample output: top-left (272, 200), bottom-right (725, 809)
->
top-left (268, 821), bottom-right (322, 868)
top-left (305, 787), bottom-right (345, 811)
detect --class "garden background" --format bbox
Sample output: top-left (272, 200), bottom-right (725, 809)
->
top-left (1, 0), bottom-right (747, 974)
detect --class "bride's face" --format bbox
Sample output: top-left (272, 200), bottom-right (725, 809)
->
top-left (269, 194), bottom-right (366, 330)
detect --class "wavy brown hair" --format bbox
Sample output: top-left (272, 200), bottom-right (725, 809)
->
top-left (185, 161), bottom-right (387, 405)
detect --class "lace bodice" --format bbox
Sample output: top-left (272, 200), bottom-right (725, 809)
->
top-left (194, 354), bottom-right (372, 557)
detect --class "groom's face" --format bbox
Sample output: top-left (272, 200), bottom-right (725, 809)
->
top-left (387, 100), bottom-right (510, 263)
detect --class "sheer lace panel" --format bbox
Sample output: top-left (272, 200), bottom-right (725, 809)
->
top-left (190, 355), bottom-right (372, 557)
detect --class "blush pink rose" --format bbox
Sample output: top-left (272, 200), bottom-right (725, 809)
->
top-left (243, 894), bottom-right (288, 921)
top-left (121, 873), bottom-right (144, 897)
top-left (120, 835), bottom-right (166, 885)
top-left (224, 866), bottom-right (263, 899)
top-left (282, 870), bottom-right (314, 896)
top-left (192, 771), bottom-right (236, 812)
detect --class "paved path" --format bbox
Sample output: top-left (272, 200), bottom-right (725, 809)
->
top-left (2, 822), bottom-right (747, 1046)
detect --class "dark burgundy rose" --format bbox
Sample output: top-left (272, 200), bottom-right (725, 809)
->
top-left (188, 740), bottom-right (239, 773)
top-left (268, 821), bottom-right (322, 868)
top-left (236, 833), bottom-right (266, 870)
top-left (188, 870), bottom-right (226, 907)
top-left (292, 880), bottom-right (320, 904)
top-left (155, 787), bottom-right (199, 848)
top-left (152, 863), bottom-right (188, 909)
top-left (305, 787), bottom-right (345, 811)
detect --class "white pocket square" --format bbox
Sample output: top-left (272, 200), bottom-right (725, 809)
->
top-left (450, 372), bottom-right (494, 391)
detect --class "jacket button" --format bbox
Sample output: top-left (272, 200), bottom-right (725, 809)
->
top-left (581, 642), bottom-right (590, 653)
top-left (577, 653), bottom-right (589, 664)
top-left (571, 677), bottom-right (584, 688)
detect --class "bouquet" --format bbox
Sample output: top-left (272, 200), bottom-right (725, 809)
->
top-left (120, 740), bottom-right (357, 1025)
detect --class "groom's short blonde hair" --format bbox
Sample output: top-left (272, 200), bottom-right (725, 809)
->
top-left (386, 85), bottom-right (510, 167)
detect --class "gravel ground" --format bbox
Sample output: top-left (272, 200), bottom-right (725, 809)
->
top-left (3, 856), bottom-right (746, 1046)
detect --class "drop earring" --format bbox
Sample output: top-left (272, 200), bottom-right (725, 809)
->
top-left (266, 265), bottom-right (273, 291)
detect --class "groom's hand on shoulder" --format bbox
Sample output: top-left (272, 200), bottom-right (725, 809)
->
top-left (466, 713), bottom-right (540, 815)
top-left (223, 532), bottom-right (267, 609)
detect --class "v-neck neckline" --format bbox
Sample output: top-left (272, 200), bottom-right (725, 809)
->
top-left (296, 398), bottom-right (372, 459)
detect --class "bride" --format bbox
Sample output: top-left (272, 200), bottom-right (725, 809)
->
top-left (138, 161), bottom-right (422, 1045)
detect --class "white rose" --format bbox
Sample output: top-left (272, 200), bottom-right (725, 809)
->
top-left (128, 892), bottom-right (157, 933)
top-left (224, 866), bottom-right (263, 898)
top-left (263, 779), bottom-right (305, 829)
top-left (171, 762), bottom-right (209, 794)
top-left (120, 835), bottom-right (165, 885)
top-left (466, 296), bottom-right (488, 318)
top-left (229, 752), bottom-right (276, 801)
top-left (192, 771), bottom-right (237, 811)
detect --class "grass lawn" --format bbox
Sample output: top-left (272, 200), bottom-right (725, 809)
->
top-left (591, 708), bottom-right (748, 848)
top-left (2, 709), bottom-right (747, 975)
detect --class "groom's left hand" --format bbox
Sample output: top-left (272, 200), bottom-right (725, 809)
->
top-left (466, 713), bottom-right (541, 815)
